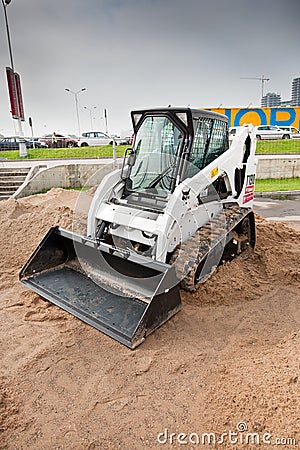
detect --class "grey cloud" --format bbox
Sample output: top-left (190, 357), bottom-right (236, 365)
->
top-left (0, 0), bottom-right (299, 136)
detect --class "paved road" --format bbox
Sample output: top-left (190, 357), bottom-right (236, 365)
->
top-left (254, 197), bottom-right (300, 231)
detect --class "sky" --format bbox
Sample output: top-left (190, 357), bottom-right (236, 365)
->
top-left (0, 0), bottom-right (299, 137)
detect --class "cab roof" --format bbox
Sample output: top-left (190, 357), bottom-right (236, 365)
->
top-left (131, 107), bottom-right (228, 134)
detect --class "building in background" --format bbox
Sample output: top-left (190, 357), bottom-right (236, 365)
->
top-left (261, 92), bottom-right (281, 107)
top-left (205, 75), bottom-right (300, 128)
top-left (291, 77), bottom-right (300, 106)
top-left (280, 100), bottom-right (292, 107)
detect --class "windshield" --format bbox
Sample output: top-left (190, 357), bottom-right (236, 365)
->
top-left (128, 116), bottom-right (183, 193)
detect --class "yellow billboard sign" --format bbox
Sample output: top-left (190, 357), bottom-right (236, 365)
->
top-left (208, 107), bottom-right (300, 129)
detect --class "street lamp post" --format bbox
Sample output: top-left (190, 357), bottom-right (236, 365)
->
top-left (2, 0), bottom-right (27, 157)
top-left (65, 88), bottom-right (86, 136)
top-left (84, 106), bottom-right (97, 131)
top-left (104, 108), bottom-right (109, 135)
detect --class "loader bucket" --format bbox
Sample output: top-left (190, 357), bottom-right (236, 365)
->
top-left (20, 227), bottom-right (181, 348)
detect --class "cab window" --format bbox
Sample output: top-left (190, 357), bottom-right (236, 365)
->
top-left (204, 120), bottom-right (228, 167)
top-left (188, 118), bottom-right (213, 174)
top-left (187, 118), bottom-right (228, 177)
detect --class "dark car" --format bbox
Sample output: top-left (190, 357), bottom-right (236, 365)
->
top-left (27, 139), bottom-right (48, 149)
top-left (117, 136), bottom-right (132, 145)
top-left (39, 134), bottom-right (78, 148)
top-left (24, 137), bottom-right (49, 149)
top-left (0, 136), bottom-right (48, 150)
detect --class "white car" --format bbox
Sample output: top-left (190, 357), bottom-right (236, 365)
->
top-left (229, 126), bottom-right (243, 139)
top-left (255, 125), bottom-right (290, 140)
top-left (77, 131), bottom-right (114, 147)
top-left (278, 126), bottom-right (300, 139)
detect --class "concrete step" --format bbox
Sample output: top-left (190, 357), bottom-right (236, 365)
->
top-left (0, 189), bottom-right (17, 195)
top-left (0, 167), bottom-right (31, 173)
top-left (0, 166), bottom-right (31, 199)
top-left (0, 177), bottom-right (26, 185)
top-left (0, 171), bottom-right (29, 177)
top-left (0, 186), bottom-right (23, 193)
top-left (0, 175), bottom-right (28, 182)
top-left (0, 179), bottom-right (25, 186)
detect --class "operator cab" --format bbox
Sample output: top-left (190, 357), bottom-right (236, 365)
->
top-left (122, 107), bottom-right (229, 201)
top-left (123, 110), bottom-right (188, 199)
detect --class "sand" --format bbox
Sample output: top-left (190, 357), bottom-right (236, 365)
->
top-left (0, 188), bottom-right (299, 449)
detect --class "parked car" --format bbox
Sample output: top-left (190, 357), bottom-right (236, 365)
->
top-left (109, 134), bottom-right (126, 145)
top-left (229, 127), bottom-right (237, 137)
top-left (255, 125), bottom-right (290, 140)
top-left (0, 136), bottom-right (48, 150)
top-left (77, 131), bottom-right (114, 147)
top-left (109, 134), bottom-right (133, 145)
top-left (25, 137), bottom-right (48, 149)
top-left (39, 134), bottom-right (78, 148)
top-left (228, 126), bottom-right (244, 139)
top-left (278, 126), bottom-right (300, 139)
top-left (118, 136), bottom-right (132, 145)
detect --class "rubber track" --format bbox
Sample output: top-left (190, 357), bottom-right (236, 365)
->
top-left (171, 204), bottom-right (252, 291)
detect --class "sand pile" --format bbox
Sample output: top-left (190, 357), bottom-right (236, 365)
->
top-left (0, 188), bottom-right (299, 449)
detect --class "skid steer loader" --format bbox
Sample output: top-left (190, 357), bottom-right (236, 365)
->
top-left (20, 108), bottom-right (256, 348)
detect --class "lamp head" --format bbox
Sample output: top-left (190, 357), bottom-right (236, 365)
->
top-left (5, 0), bottom-right (12, 5)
